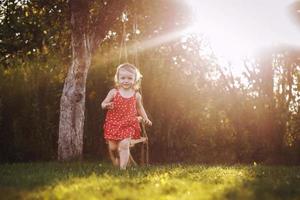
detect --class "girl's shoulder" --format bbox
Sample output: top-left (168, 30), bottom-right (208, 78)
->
top-left (108, 88), bottom-right (117, 97)
top-left (135, 91), bottom-right (142, 100)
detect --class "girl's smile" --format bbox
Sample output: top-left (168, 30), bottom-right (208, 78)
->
top-left (118, 68), bottom-right (135, 89)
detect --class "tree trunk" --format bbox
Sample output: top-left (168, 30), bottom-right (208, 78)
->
top-left (57, 0), bottom-right (127, 161)
top-left (58, 0), bottom-right (90, 161)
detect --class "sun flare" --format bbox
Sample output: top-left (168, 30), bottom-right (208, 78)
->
top-left (185, 0), bottom-right (300, 76)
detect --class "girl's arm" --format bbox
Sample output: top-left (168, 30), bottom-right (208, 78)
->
top-left (101, 89), bottom-right (116, 110)
top-left (136, 92), bottom-right (152, 126)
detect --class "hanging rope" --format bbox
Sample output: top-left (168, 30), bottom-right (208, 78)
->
top-left (118, 8), bottom-right (150, 166)
top-left (119, 11), bottom-right (128, 64)
top-left (132, 10), bottom-right (149, 166)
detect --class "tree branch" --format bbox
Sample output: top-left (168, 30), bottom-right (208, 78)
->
top-left (89, 0), bottom-right (128, 53)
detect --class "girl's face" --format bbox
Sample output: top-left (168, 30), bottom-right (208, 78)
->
top-left (118, 68), bottom-right (136, 89)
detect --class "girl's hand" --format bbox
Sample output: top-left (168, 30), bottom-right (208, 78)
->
top-left (137, 116), bottom-right (152, 126)
top-left (137, 116), bottom-right (143, 123)
top-left (143, 118), bottom-right (152, 126)
top-left (105, 102), bottom-right (114, 109)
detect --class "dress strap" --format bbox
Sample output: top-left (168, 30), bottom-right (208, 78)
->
top-left (115, 89), bottom-right (120, 97)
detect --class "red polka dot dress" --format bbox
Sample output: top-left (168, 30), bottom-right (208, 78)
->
top-left (104, 90), bottom-right (141, 141)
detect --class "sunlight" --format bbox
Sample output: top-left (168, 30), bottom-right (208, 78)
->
top-left (139, 28), bottom-right (192, 50)
top-left (184, 0), bottom-right (300, 76)
top-left (94, 27), bottom-right (192, 66)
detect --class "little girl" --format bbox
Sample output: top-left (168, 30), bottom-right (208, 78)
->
top-left (101, 63), bottom-right (152, 169)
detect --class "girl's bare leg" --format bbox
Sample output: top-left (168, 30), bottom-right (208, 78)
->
top-left (119, 138), bottom-right (131, 170)
top-left (108, 140), bottom-right (119, 166)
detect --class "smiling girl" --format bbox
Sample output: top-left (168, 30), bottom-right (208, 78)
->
top-left (101, 63), bottom-right (152, 169)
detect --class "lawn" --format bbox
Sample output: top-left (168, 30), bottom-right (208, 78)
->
top-left (0, 162), bottom-right (299, 200)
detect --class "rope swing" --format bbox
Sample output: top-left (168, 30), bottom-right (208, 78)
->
top-left (118, 9), bottom-right (149, 166)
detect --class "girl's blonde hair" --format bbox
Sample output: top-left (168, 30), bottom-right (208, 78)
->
top-left (114, 63), bottom-right (143, 90)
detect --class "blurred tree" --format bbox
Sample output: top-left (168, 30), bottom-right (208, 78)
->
top-left (0, 0), bottom-right (71, 66)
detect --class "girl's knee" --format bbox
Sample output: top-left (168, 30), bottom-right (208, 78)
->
top-left (108, 141), bottom-right (118, 151)
top-left (119, 138), bottom-right (130, 150)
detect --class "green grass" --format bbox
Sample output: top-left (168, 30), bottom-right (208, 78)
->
top-left (0, 162), bottom-right (300, 200)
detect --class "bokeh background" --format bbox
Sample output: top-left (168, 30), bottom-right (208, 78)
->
top-left (0, 0), bottom-right (300, 164)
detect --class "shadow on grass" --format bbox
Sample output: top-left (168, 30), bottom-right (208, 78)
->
top-left (0, 161), bottom-right (121, 199)
top-left (0, 162), bottom-right (110, 188)
top-left (222, 165), bottom-right (300, 200)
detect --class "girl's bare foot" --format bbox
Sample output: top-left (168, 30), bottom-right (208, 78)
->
top-left (130, 137), bottom-right (147, 147)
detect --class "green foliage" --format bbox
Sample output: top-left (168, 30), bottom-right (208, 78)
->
top-left (0, 162), bottom-right (300, 200)
top-left (0, 56), bottom-right (66, 161)
top-left (0, 0), bottom-right (299, 164)
top-left (0, 0), bottom-right (70, 67)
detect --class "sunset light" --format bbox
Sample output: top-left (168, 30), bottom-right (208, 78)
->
top-left (2, 0), bottom-right (300, 198)
top-left (185, 0), bottom-right (300, 75)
